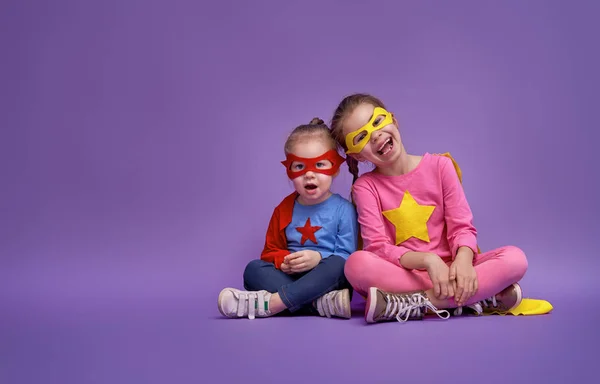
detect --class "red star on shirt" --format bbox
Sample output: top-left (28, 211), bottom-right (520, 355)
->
top-left (295, 217), bottom-right (322, 245)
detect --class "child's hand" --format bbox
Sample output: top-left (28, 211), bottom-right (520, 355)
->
top-left (449, 259), bottom-right (478, 306)
top-left (284, 250), bottom-right (322, 273)
top-left (424, 254), bottom-right (455, 300)
top-left (280, 262), bottom-right (292, 274)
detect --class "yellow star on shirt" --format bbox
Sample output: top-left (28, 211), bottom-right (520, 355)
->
top-left (382, 191), bottom-right (435, 245)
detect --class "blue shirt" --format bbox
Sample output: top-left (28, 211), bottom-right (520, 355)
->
top-left (284, 193), bottom-right (358, 259)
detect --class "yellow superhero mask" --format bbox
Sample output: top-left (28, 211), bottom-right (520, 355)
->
top-left (344, 107), bottom-right (394, 154)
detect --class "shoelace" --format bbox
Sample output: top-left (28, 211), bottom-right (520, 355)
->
top-left (236, 291), bottom-right (269, 320)
top-left (316, 291), bottom-right (338, 318)
top-left (454, 295), bottom-right (500, 316)
top-left (384, 293), bottom-right (450, 322)
top-left (453, 303), bottom-right (483, 316)
top-left (453, 294), bottom-right (506, 316)
top-left (480, 295), bottom-right (499, 309)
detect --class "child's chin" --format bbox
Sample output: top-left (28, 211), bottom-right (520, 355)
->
top-left (298, 190), bottom-right (325, 203)
top-left (301, 193), bottom-right (320, 201)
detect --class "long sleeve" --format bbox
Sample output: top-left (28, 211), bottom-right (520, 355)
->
top-left (352, 181), bottom-right (412, 264)
top-left (330, 202), bottom-right (359, 260)
top-left (439, 156), bottom-right (478, 259)
top-left (260, 206), bottom-right (290, 269)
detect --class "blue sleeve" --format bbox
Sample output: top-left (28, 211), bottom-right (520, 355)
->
top-left (332, 202), bottom-right (359, 260)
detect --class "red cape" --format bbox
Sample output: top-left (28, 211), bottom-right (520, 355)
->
top-left (260, 192), bottom-right (297, 269)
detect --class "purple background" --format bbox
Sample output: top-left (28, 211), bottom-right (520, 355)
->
top-left (1, 0), bottom-right (598, 383)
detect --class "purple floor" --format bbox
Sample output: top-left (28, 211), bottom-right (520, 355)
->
top-left (2, 274), bottom-right (596, 384)
top-left (3, 1), bottom-right (599, 383)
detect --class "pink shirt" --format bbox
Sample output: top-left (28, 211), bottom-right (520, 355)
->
top-left (351, 153), bottom-right (478, 264)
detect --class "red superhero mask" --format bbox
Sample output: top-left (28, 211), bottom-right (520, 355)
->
top-left (281, 150), bottom-right (346, 179)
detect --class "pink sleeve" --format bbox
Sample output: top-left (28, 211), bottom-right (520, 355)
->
top-left (352, 180), bottom-right (412, 265)
top-left (439, 157), bottom-right (478, 259)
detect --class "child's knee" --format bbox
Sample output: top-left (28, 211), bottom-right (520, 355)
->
top-left (344, 251), bottom-right (374, 282)
top-left (505, 245), bottom-right (528, 279)
top-left (322, 254), bottom-right (346, 273)
top-left (243, 259), bottom-right (266, 284)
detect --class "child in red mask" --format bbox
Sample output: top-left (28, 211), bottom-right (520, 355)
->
top-left (218, 118), bottom-right (359, 319)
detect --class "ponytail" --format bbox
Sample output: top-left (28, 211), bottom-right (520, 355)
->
top-left (346, 156), bottom-right (360, 184)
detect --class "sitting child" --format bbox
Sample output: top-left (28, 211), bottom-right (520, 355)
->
top-left (218, 118), bottom-right (359, 319)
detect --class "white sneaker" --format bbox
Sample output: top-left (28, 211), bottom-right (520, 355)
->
top-left (313, 289), bottom-right (351, 319)
top-left (218, 288), bottom-right (272, 319)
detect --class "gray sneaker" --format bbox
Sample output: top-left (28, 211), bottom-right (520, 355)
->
top-left (453, 283), bottom-right (523, 316)
top-left (452, 303), bottom-right (483, 316)
top-left (365, 287), bottom-right (450, 323)
top-left (480, 283), bottom-right (523, 313)
top-left (313, 289), bottom-right (351, 319)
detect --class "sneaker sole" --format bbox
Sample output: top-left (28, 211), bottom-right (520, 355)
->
top-left (340, 288), bottom-right (351, 319)
top-left (508, 283), bottom-right (523, 311)
top-left (365, 287), bottom-right (378, 323)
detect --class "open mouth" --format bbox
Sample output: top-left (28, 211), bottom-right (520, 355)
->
top-left (377, 138), bottom-right (393, 156)
top-left (304, 184), bottom-right (318, 190)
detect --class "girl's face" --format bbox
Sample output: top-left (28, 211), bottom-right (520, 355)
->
top-left (288, 139), bottom-right (335, 205)
top-left (342, 103), bottom-right (402, 168)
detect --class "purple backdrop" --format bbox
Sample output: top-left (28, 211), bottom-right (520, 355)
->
top-left (2, 0), bottom-right (598, 383)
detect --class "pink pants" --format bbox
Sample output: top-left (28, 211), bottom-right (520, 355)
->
top-left (344, 246), bottom-right (528, 307)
